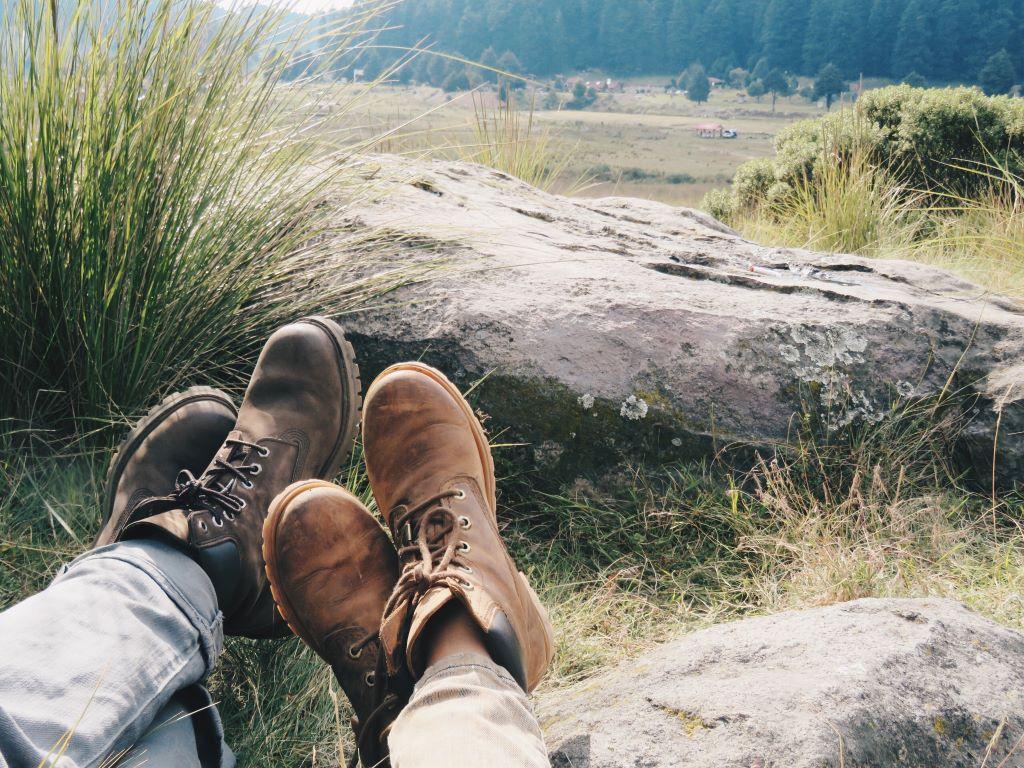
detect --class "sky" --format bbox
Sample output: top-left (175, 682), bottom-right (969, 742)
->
top-left (264, 0), bottom-right (352, 12)
top-left (283, 0), bottom-right (350, 12)
top-left (219, 0), bottom-right (353, 14)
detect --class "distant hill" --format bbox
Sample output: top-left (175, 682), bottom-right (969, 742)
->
top-left (339, 0), bottom-right (1024, 86)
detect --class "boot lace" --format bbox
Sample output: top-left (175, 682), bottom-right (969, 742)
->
top-left (345, 635), bottom-right (402, 768)
top-left (133, 439), bottom-right (268, 524)
top-left (382, 489), bottom-right (472, 627)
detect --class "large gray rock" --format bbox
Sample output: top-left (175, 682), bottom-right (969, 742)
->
top-left (538, 598), bottom-right (1024, 768)
top-left (342, 156), bottom-right (1023, 488)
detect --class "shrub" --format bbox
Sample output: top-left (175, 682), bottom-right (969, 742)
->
top-left (700, 188), bottom-right (735, 224)
top-left (732, 157), bottom-right (777, 211)
top-left (722, 86), bottom-right (1024, 217)
top-left (0, 0), bottom-right (380, 432)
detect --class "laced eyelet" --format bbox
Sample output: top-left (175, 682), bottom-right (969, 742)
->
top-left (458, 515), bottom-right (472, 530)
top-left (364, 671), bottom-right (376, 687)
top-left (457, 541), bottom-right (471, 554)
top-left (458, 564), bottom-right (474, 574)
top-left (258, 446), bottom-right (270, 457)
top-left (454, 489), bottom-right (466, 499)
top-left (224, 511), bottom-right (235, 522)
top-left (349, 645), bottom-right (363, 659)
top-left (212, 517), bottom-right (223, 527)
top-left (250, 464), bottom-right (262, 476)
top-left (243, 480), bottom-right (254, 489)
top-left (237, 499), bottom-right (247, 510)
top-left (460, 578), bottom-right (475, 590)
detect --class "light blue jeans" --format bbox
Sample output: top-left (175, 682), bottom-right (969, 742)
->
top-left (0, 541), bottom-right (549, 768)
top-left (0, 541), bottom-right (233, 768)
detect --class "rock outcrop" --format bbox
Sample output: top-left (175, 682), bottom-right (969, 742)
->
top-left (341, 157), bottom-right (1023, 488)
top-left (539, 598), bottom-right (1024, 768)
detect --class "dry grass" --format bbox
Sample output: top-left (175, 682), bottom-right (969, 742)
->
top-left (2, 383), bottom-right (1021, 765)
top-left (729, 141), bottom-right (1024, 301)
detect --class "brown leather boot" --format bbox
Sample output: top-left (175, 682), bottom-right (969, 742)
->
top-left (263, 480), bottom-right (408, 768)
top-left (120, 317), bottom-right (362, 638)
top-left (362, 363), bottom-right (554, 693)
top-left (96, 387), bottom-right (237, 547)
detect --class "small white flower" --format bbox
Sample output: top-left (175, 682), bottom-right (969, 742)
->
top-left (578, 393), bottom-right (595, 410)
top-left (671, 437), bottom-right (682, 447)
top-left (620, 395), bottom-right (648, 421)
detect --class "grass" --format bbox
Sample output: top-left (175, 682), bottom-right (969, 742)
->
top-left (719, 130), bottom-right (1024, 301)
top-left (0, 0), bottom-right (397, 434)
top-left (459, 92), bottom-right (584, 193)
top-left (3, 388), bottom-right (1021, 765)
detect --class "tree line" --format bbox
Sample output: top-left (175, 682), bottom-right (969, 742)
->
top-left (335, 0), bottom-right (1024, 87)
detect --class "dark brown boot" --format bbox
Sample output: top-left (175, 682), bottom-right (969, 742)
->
top-left (121, 317), bottom-right (362, 638)
top-left (96, 386), bottom-right (237, 547)
top-left (362, 363), bottom-right (554, 693)
top-left (263, 480), bottom-right (408, 768)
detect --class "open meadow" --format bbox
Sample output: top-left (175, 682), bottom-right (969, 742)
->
top-left (312, 81), bottom-right (827, 205)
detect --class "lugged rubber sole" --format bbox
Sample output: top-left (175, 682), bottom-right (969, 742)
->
top-left (296, 316), bottom-right (363, 481)
top-left (101, 386), bottom-right (237, 527)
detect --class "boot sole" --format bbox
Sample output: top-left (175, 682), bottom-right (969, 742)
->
top-left (295, 317), bottom-right (363, 480)
top-left (366, 362), bottom-right (496, 511)
top-left (101, 386), bottom-right (237, 531)
top-left (262, 479), bottom-right (369, 654)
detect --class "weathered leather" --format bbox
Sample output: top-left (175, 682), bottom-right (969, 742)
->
top-left (122, 317), bottom-right (362, 638)
top-left (96, 387), bottom-right (236, 548)
top-left (263, 480), bottom-right (406, 768)
top-left (363, 363), bottom-right (554, 693)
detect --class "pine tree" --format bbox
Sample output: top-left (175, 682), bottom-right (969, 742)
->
top-left (760, 0), bottom-right (809, 71)
top-left (802, 0), bottom-right (832, 73)
top-left (866, 0), bottom-right (903, 77)
top-left (828, 0), bottom-right (867, 78)
top-left (813, 62), bottom-right (846, 109)
top-left (980, 49), bottom-right (1017, 94)
top-left (362, 0), bottom-right (1024, 90)
top-left (599, 0), bottom-right (638, 73)
top-left (684, 63), bottom-right (711, 102)
top-left (893, 0), bottom-right (934, 78)
top-left (667, 0), bottom-right (698, 71)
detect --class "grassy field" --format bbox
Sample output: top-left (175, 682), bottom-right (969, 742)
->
top-left (312, 82), bottom-right (824, 205)
top-left (4, 400), bottom-right (1022, 765)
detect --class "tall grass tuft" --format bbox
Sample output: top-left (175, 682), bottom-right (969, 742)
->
top-left (914, 160), bottom-right (1024, 300)
top-left (735, 118), bottom-right (923, 257)
top-left (462, 91), bottom-right (586, 193)
top-left (0, 0), bottom-right (382, 432)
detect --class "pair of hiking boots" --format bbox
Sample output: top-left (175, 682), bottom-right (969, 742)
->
top-left (97, 318), bottom-right (554, 767)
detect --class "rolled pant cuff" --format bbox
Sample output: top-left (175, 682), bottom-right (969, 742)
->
top-left (58, 540), bottom-right (224, 672)
top-left (417, 652), bottom-right (521, 689)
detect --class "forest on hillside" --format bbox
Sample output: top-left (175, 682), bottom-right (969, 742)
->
top-left (340, 0), bottom-right (1024, 85)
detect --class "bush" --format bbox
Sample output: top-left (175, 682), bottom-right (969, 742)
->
top-left (732, 157), bottom-right (777, 211)
top-left (700, 188), bottom-right (736, 223)
top-left (0, 0), bottom-right (379, 432)
top-left (706, 86), bottom-right (1024, 224)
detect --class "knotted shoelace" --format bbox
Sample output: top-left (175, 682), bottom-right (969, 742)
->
top-left (382, 489), bottom-right (471, 624)
top-left (133, 438), bottom-right (267, 524)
